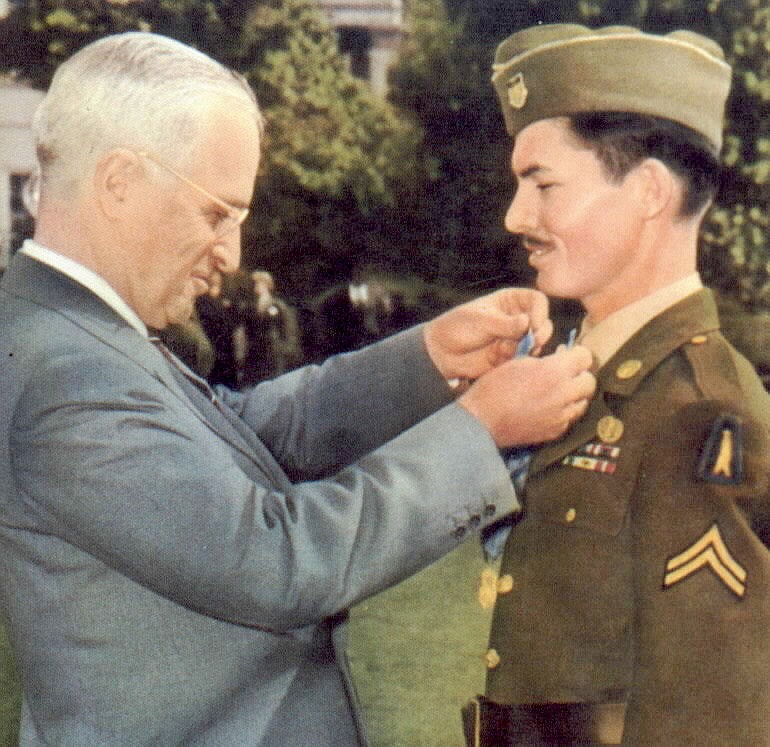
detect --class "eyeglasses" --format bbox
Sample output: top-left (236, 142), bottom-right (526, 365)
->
top-left (137, 150), bottom-right (249, 238)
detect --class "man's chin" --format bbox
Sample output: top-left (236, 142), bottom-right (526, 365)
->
top-left (164, 296), bottom-right (197, 327)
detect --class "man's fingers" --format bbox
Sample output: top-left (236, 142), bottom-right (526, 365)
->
top-left (493, 338), bottom-right (517, 361)
top-left (487, 310), bottom-right (530, 342)
top-left (531, 318), bottom-right (554, 353)
top-left (573, 369), bottom-right (597, 400)
top-left (566, 397), bottom-right (590, 424)
top-left (560, 344), bottom-right (594, 375)
top-left (520, 290), bottom-right (550, 336)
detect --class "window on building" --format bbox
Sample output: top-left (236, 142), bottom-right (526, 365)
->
top-left (10, 173), bottom-right (34, 252)
top-left (337, 27), bottom-right (371, 80)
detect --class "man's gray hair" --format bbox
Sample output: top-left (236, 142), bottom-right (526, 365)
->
top-left (33, 32), bottom-right (263, 197)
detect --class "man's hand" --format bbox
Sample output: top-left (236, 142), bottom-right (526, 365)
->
top-left (423, 288), bottom-right (553, 381)
top-left (458, 345), bottom-right (596, 448)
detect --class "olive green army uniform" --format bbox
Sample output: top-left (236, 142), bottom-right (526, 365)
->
top-left (482, 289), bottom-right (770, 744)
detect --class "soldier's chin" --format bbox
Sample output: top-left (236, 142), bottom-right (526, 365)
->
top-left (533, 272), bottom-right (552, 294)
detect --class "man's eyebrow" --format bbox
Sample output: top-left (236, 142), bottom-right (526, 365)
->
top-left (516, 164), bottom-right (550, 180)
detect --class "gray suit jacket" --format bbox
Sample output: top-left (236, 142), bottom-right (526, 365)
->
top-left (0, 254), bottom-right (517, 746)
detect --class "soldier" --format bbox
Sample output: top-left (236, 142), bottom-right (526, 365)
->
top-left (464, 24), bottom-right (770, 746)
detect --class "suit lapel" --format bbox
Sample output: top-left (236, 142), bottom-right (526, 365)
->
top-left (3, 255), bottom-right (279, 473)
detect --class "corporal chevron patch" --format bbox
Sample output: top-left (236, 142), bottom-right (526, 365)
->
top-left (663, 523), bottom-right (747, 598)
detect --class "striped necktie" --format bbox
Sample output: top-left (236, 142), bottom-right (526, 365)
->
top-left (150, 336), bottom-right (219, 403)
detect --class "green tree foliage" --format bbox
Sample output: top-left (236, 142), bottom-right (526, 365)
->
top-left (0, 0), bottom-right (425, 298)
top-left (238, 0), bottom-right (425, 295)
top-left (0, 0), bottom-right (235, 85)
top-left (391, 0), bottom-right (769, 309)
top-left (388, 0), bottom-right (528, 292)
top-left (2, 0), bottom-right (766, 307)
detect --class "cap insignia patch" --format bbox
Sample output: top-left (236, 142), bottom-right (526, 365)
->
top-left (507, 73), bottom-right (528, 109)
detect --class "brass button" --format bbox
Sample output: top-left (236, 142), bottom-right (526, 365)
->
top-left (691, 334), bottom-right (707, 345)
top-left (484, 648), bottom-right (501, 669)
top-left (565, 508), bottom-right (577, 523)
top-left (616, 359), bottom-right (642, 380)
top-left (478, 568), bottom-right (498, 609)
top-left (597, 415), bottom-right (624, 443)
top-left (497, 574), bottom-right (514, 594)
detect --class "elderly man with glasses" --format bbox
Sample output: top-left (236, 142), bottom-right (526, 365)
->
top-left (0, 32), bottom-right (595, 746)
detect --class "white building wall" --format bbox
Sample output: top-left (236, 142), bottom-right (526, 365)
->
top-left (0, 83), bottom-right (44, 268)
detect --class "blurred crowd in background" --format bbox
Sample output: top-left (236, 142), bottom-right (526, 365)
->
top-left (159, 268), bottom-right (471, 388)
top-left (159, 266), bottom-right (770, 393)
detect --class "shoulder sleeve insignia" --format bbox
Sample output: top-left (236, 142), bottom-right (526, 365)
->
top-left (696, 414), bottom-right (743, 485)
top-left (663, 523), bottom-right (747, 598)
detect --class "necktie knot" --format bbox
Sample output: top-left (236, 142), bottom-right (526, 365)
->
top-left (150, 336), bottom-right (218, 403)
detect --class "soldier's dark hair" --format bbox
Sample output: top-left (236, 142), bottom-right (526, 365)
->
top-left (567, 112), bottom-right (721, 218)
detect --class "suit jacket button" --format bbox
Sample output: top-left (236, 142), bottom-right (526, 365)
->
top-left (469, 513), bottom-right (481, 528)
top-left (565, 508), bottom-right (577, 523)
top-left (484, 504), bottom-right (497, 517)
top-left (453, 526), bottom-right (467, 540)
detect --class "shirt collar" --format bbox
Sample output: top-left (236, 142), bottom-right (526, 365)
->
top-left (20, 239), bottom-right (149, 338)
top-left (579, 273), bottom-right (703, 369)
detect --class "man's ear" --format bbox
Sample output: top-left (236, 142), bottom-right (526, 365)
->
top-left (94, 148), bottom-right (143, 219)
top-left (633, 158), bottom-right (679, 220)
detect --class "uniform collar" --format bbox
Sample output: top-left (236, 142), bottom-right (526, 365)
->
top-left (580, 273), bottom-right (703, 369)
top-left (529, 288), bottom-right (721, 474)
top-left (598, 288), bottom-right (721, 397)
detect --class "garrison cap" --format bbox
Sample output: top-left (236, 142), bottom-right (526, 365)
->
top-left (491, 24), bottom-right (732, 151)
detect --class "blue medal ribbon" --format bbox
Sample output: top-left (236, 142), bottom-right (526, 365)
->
top-left (482, 328), bottom-right (577, 560)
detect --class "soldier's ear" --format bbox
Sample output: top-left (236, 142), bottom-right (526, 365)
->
top-left (94, 148), bottom-right (144, 219)
top-left (633, 158), bottom-right (678, 220)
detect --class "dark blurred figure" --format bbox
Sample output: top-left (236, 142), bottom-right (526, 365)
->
top-left (303, 273), bottom-right (469, 362)
top-left (158, 315), bottom-right (215, 379)
top-left (197, 269), bottom-right (302, 388)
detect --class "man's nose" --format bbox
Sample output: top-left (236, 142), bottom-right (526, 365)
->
top-left (504, 188), bottom-right (535, 235)
top-left (212, 228), bottom-right (242, 274)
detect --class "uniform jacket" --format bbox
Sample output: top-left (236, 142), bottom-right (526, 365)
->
top-left (0, 254), bottom-right (517, 746)
top-left (486, 289), bottom-right (770, 745)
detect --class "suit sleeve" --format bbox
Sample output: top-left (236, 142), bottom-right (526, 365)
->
top-left (624, 400), bottom-right (770, 746)
top-left (10, 341), bottom-right (516, 633)
top-left (216, 325), bottom-right (456, 479)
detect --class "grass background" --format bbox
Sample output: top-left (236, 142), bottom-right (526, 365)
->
top-left (0, 540), bottom-right (491, 746)
top-left (348, 539), bottom-right (493, 746)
